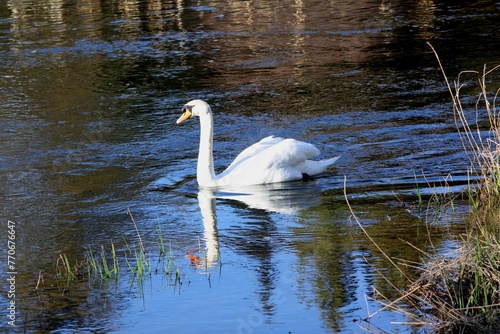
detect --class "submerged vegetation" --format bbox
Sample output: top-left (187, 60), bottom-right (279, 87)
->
top-left (45, 209), bottom-right (215, 296)
top-left (354, 45), bottom-right (500, 332)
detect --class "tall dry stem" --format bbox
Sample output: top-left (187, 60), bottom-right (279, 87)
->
top-left (428, 43), bottom-right (500, 207)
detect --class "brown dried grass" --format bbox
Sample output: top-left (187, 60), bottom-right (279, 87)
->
top-left (348, 44), bottom-right (500, 333)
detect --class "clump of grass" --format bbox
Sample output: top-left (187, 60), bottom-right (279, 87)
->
top-left (55, 254), bottom-right (79, 290)
top-left (49, 210), bottom-right (187, 295)
top-left (352, 44), bottom-right (500, 332)
top-left (409, 237), bottom-right (500, 332)
top-left (405, 169), bottom-right (461, 229)
top-left (159, 238), bottom-right (183, 286)
top-left (123, 209), bottom-right (151, 291)
top-left (411, 45), bottom-right (500, 331)
top-left (440, 56), bottom-right (500, 213)
top-left (86, 243), bottom-right (119, 281)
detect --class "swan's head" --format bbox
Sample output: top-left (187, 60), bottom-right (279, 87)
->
top-left (176, 99), bottom-right (211, 124)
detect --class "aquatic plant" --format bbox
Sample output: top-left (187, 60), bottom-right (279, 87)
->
top-left (406, 169), bottom-right (462, 228)
top-left (46, 210), bottom-right (192, 296)
top-left (414, 44), bottom-right (500, 332)
top-left (352, 44), bottom-right (500, 332)
top-left (86, 243), bottom-right (119, 281)
top-left (55, 254), bottom-right (79, 291)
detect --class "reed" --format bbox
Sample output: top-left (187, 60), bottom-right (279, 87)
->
top-left (413, 171), bottom-right (423, 208)
top-left (49, 212), bottom-right (188, 296)
top-left (353, 45), bottom-right (500, 332)
top-left (86, 243), bottom-right (119, 281)
top-left (55, 254), bottom-right (77, 289)
top-left (154, 222), bottom-right (181, 283)
top-left (413, 45), bottom-right (500, 331)
top-left (413, 170), bottom-right (459, 225)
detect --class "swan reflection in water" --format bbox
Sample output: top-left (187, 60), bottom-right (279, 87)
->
top-left (194, 189), bottom-right (219, 269)
top-left (193, 182), bottom-right (324, 269)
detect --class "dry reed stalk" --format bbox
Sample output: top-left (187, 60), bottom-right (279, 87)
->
top-left (350, 45), bottom-right (500, 332)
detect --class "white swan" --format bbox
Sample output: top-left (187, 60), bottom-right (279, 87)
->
top-left (176, 99), bottom-right (339, 187)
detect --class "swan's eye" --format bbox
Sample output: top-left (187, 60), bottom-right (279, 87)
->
top-left (176, 106), bottom-right (193, 124)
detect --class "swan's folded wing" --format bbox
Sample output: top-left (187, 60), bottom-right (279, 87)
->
top-left (226, 136), bottom-right (285, 169)
top-left (251, 139), bottom-right (321, 183)
top-left (277, 140), bottom-right (339, 175)
top-left (218, 138), bottom-right (322, 185)
top-left (271, 139), bottom-right (320, 167)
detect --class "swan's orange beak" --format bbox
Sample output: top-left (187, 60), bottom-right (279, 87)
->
top-left (176, 108), bottom-right (192, 124)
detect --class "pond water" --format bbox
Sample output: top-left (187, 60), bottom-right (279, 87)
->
top-left (1, 0), bottom-right (499, 333)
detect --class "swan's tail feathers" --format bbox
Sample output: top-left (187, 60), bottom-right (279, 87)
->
top-left (299, 156), bottom-right (340, 176)
top-left (322, 156), bottom-right (340, 167)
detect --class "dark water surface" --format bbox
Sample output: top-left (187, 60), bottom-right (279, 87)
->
top-left (1, 0), bottom-right (499, 333)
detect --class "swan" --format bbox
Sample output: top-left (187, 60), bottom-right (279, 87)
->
top-left (176, 99), bottom-right (339, 187)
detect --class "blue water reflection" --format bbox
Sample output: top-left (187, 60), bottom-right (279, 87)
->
top-left (0, 0), bottom-right (497, 332)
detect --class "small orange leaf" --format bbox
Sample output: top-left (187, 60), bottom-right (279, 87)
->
top-left (186, 253), bottom-right (200, 266)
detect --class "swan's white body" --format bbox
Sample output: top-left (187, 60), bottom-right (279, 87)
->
top-left (176, 99), bottom-right (339, 187)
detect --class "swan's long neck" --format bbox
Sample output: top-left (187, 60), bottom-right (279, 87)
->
top-left (197, 109), bottom-right (217, 186)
